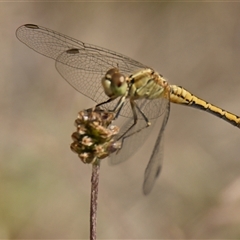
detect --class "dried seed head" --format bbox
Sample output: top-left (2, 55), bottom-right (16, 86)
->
top-left (81, 136), bottom-right (93, 147)
top-left (71, 107), bottom-right (121, 164)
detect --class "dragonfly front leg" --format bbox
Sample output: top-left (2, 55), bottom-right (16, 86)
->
top-left (95, 95), bottom-right (126, 120)
top-left (95, 98), bottom-right (115, 109)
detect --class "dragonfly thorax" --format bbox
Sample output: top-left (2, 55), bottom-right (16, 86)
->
top-left (101, 68), bottom-right (128, 98)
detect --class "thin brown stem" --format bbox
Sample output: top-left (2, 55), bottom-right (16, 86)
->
top-left (90, 160), bottom-right (100, 240)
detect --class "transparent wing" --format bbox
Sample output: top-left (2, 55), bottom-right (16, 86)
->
top-left (16, 24), bottom-right (153, 117)
top-left (143, 101), bottom-right (170, 195)
top-left (16, 24), bottom-right (146, 74)
top-left (109, 98), bottom-right (169, 165)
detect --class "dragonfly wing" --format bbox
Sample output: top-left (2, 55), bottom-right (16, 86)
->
top-left (109, 116), bottom-right (157, 165)
top-left (55, 50), bottom-right (110, 103)
top-left (109, 98), bottom-right (169, 164)
top-left (16, 24), bottom-right (149, 114)
top-left (16, 24), bottom-right (148, 78)
top-left (143, 101), bottom-right (170, 195)
top-left (16, 24), bottom-right (82, 60)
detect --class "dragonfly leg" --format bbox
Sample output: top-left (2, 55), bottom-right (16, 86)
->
top-left (96, 95), bottom-right (127, 120)
top-left (96, 98), bottom-right (115, 108)
top-left (114, 100), bottom-right (125, 119)
top-left (117, 100), bottom-right (151, 151)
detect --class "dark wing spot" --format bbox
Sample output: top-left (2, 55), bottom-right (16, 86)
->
top-left (24, 24), bottom-right (39, 29)
top-left (66, 48), bottom-right (80, 54)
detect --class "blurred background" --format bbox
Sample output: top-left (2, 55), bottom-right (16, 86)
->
top-left (1, 1), bottom-right (240, 239)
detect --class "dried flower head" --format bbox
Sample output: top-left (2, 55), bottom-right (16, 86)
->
top-left (71, 107), bottom-right (121, 164)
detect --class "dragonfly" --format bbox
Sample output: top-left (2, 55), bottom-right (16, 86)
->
top-left (16, 24), bottom-right (240, 195)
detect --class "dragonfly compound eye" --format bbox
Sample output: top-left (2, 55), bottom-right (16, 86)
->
top-left (109, 72), bottom-right (128, 97)
top-left (102, 69), bottom-right (128, 97)
top-left (111, 72), bottom-right (126, 87)
top-left (105, 68), bottom-right (119, 79)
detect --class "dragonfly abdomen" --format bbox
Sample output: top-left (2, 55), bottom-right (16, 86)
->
top-left (169, 85), bottom-right (240, 128)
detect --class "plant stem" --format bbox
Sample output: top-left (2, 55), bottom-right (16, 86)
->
top-left (90, 160), bottom-right (100, 240)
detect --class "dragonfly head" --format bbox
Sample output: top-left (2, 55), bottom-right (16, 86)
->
top-left (102, 68), bottom-right (128, 98)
